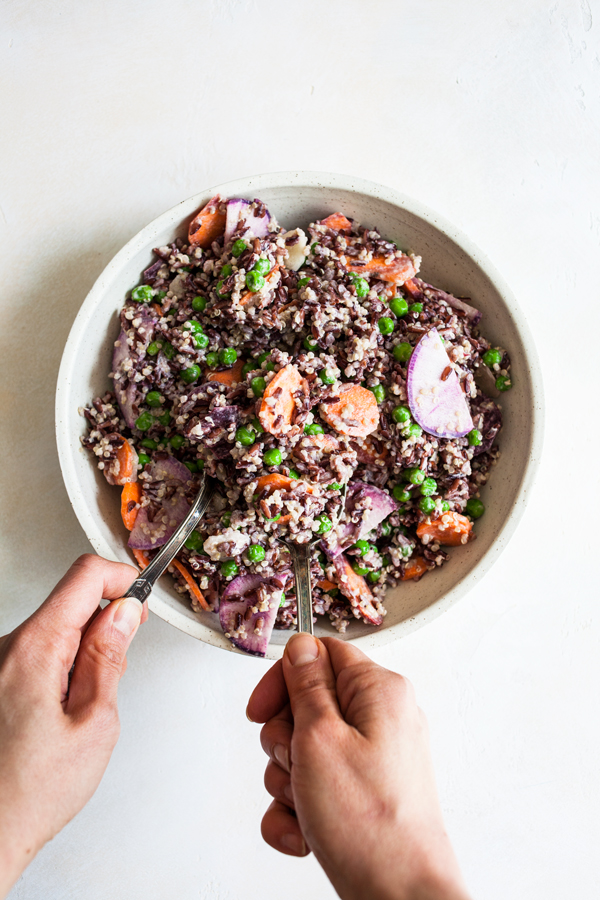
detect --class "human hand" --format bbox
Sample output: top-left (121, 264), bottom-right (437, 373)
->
top-left (0, 554), bottom-right (146, 898)
top-left (247, 634), bottom-right (471, 900)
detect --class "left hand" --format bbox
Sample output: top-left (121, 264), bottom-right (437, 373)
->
top-left (0, 554), bottom-right (146, 899)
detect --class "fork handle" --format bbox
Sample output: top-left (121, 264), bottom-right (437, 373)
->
top-left (291, 542), bottom-right (314, 635)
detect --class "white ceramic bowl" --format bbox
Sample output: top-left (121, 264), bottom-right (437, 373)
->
top-left (56, 172), bottom-right (544, 660)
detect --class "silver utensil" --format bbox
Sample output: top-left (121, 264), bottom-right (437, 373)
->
top-left (123, 472), bottom-right (215, 604)
top-left (280, 485), bottom-right (347, 635)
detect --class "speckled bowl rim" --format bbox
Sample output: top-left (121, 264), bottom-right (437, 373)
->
top-left (56, 171), bottom-right (544, 659)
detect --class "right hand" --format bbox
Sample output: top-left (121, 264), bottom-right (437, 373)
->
top-left (247, 634), bottom-right (471, 900)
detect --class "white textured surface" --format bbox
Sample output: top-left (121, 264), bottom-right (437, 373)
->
top-left (0, 1), bottom-right (598, 898)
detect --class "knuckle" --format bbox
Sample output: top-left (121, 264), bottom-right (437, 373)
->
top-left (84, 634), bottom-right (125, 671)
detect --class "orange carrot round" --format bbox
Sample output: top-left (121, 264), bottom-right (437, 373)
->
top-left (112, 438), bottom-right (138, 486)
top-left (132, 548), bottom-right (150, 570)
top-left (319, 213), bottom-right (352, 232)
top-left (402, 557), bottom-right (429, 581)
top-left (121, 482), bottom-right (142, 531)
top-left (346, 254), bottom-right (416, 286)
top-left (206, 357), bottom-right (245, 386)
top-left (188, 196), bottom-right (226, 248)
top-left (416, 512), bottom-right (474, 547)
top-left (258, 364), bottom-right (307, 436)
top-left (320, 384), bottom-right (379, 438)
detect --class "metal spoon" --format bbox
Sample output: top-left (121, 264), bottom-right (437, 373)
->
top-left (123, 471), bottom-right (215, 603)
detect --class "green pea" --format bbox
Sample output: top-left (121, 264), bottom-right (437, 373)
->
top-left (157, 410), bottom-right (171, 426)
top-left (138, 453), bottom-right (151, 467)
top-left (369, 384), bottom-right (386, 404)
top-left (251, 416), bottom-right (264, 434)
top-left (251, 376), bottom-right (266, 397)
top-left (351, 275), bottom-right (369, 298)
top-left (392, 405), bottom-right (411, 424)
top-left (404, 467), bottom-right (425, 485)
top-left (317, 551), bottom-right (327, 568)
top-left (147, 341), bottom-right (161, 356)
top-left (297, 277), bottom-right (310, 288)
top-left (419, 497), bottom-right (436, 515)
top-left (316, 514), bottom-right (333, 535)
top-left (380, 520), bottom-right (392, 537)
top-left (303, 335), bottom-right (318, 351)
top-left (353, 539), bottom-right (370, 556)
top-left (235, 426), bottom-right (256, 446)
top-left (169, 434), bottom-right (185, 450)
top-left (141, 438), bottom-right (158, 450)
top-left (247, 544), bottom-right (266, 563)
top-left (185, 531), bottom-right (204, 552)
top-left (319, 368), bottom-right (336, 385)
top-left (135, 412), bottom-right (154, 431)
top-left (352, 562), bottom-right (370, 576)
top-left (420, 477), bottom-right (437, 497)
top-left (219, 347), bottom-right (237, 366)
top-left (221, 263), bottom-right (233, 277)
top-left (256, 351), bottom-right (274, 371)
top-left (192, 295), bottom-right (207, 313)
top-left (253, 258), bottom-right (271, 276)
top-left (304, 423), bottom-right (324, 435)
top-left (146, 390), bottom-right (162, 408)
top-left (242, 360), bottom-right (255, 378)
top-left (378, 317), bottom-right (395, 335)
top-left (468, 428), bottom-right (483, 446)
top-left (181, 364), bottom-right (201, 384)
top-left (392, 484), bottom-right (412, 503)
top-left (482, 348), bottom-right (502, 368)
top-left (180, 267), bottom-right (190, 273)
top-left (441, 501), bottom-right (450, 512)
top-left (184, 460), bottom-right (199, 473)
top-left (310, 241), bottom-right (319, 254)
top-left (393, 342), bottom-right (412, 363)
top-left (231, 238), bottom-right (247, 257)
top-left (183, 319), bottom-right (204, 334)
top-left (163, 342), bottom-right (176, 360)
top-left (131, 284), bottom-right (153, 302)
top-left (221, 560), bottom-right (239, 579)
top-left (409, 302), bottom-right (423, 314)
top-left (156, 291), bottom-right (167, 302)
top-left (466, 498), bottom-right (485, 518)
top-left (367, 570), bottom-right (382, 583)
top-left (390, 297), bottom-right (409, 318)
top-left (263, 448), bottom-right (282, 467)
top-left (245, 271), bottom-right (265, 292)
top-left (407, 423), bottom-right (422, 439)
top-left (328, 482), bottom-right (342, 490)
top-left (221, 512), bottom-right (231, 527)
top-left (495, 375), bottom-right (512, 392)
top-left (197, 459), bottom-right (205, 469)
top-left (205, 351), bottom-right (219, 368)
top-left (194, 333), bottom-right (209, 350)
top-left (289, 469), bottom-right (301, 480)
top-left (216, 280), bottom-right (230, 299)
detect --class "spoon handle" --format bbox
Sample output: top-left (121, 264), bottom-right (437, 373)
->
top-left (290, 542), bottom-right (314, 635)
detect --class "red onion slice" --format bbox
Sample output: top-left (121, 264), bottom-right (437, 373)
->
top-left (407, 328), bottom-right (474, 439)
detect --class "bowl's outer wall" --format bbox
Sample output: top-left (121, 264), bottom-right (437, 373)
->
top-left (56, 172), bottom-right (544, 660)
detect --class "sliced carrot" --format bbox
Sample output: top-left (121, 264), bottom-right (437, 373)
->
top-left (402, 556), bottom-right (429, 581)
top-left (206, 357), bottom-right (245, 386)
top-left (317, 579), bottom-right (337, 592)
top-left (132, 548), bottom-right (150, 570)
top-left (239, 265), bottom-right (280, 306)
top-left (416, 512), bottom-right (474, 547)
top-left (152, 303), bottom-right (162, 316)
top-left (258, 364), bottom-right (307, 436)
top-left (402, 278), bottom-right (421, 298)
top-left (112, 438), bottom-right (138, 485)
top-left (121, 482), bottom-right (142, 531)
top-left (333, 555), bottom-right (382, 626)
top-left (188, 195), bottom-right (226, 248)
top-left (319, 213), bottom-right (352, 232)
top-left (320, 384), bottom-right (379, 438)
top-left (346, 253), bottom-right (416, 286)
top-left (170, 559), bottom-right (209, 611)
top-left (255, 472), bottom-right (295, 495)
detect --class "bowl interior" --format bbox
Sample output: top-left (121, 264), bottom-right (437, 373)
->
top-left (56, 173), bottom-right (542, 659)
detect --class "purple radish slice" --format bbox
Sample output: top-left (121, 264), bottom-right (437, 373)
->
top-left (112, 331), bottom-right (140, 428)
top-left (321, 483), bottom-right (398, 559)
top-left (414, 279), bottom-right (481, 325)
top-left (128, 455), bottom-right (193, 550)
top-left (407, 328), bottom-right (474, 439)
top-left (219, 583), bottom-right (282, 657)
top-left (221, 573), bottom-right (266, 602)
top-left (224, 198), bottom-right (272, 243)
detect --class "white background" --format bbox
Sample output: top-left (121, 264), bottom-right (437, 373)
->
top-left (1, 1), bottom-right (599, 897)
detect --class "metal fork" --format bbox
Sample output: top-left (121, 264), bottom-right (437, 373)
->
top-left (279, 485), bottom-right (347, 635)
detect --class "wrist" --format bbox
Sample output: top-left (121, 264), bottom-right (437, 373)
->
top-left (0, 804), bottom-right (43, 899)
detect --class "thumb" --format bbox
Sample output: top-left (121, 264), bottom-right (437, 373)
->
top-left (67, 598), bottom-right (143, 716)
top-left (282, 633), bottom-right (341, 731)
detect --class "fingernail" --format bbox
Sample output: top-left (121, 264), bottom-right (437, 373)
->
top-left (246, 708), bottom-right (255, 723)
top-left (273, 743), bottom-right (290, 773)
top-left (112, 598), bottom-right (143, 637)
top-left (281, 833), bottom-right (306, 855)
top-left (286, 633), bottom-right (319, 667)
